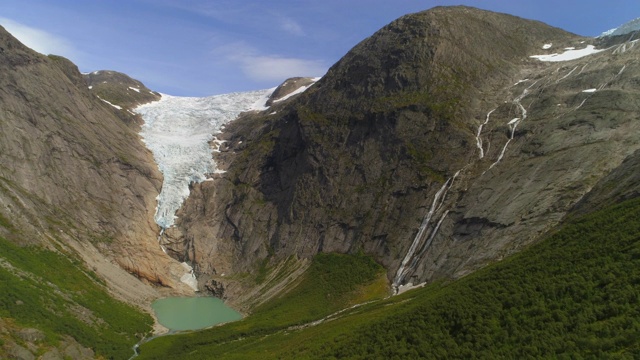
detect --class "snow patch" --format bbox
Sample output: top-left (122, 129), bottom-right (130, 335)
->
top-left (530, 45), bottom-right (603, 62)
top-left (179, 262), bottom-right (198, 292)
top-left (273, 77), bottom-right (321, 104)
top-left (582, 88), bottom-right (597, 93)
top-left (98, 97), bottom-right (122, 110)
top-left (249, 86), bottom-right (277, 111)
top-left (542, 43), bottom-right (552, 49)
top-left (128, 86), bottom-right (141, 93)
top-left (396, 282), bottom-right (426, 295)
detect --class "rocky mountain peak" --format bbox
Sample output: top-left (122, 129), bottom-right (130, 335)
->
top-left (265, 77), bottom-right (318, 106)
top-left (168, 6), bottom-right (640, 306)
top-left (307, 6), bottom-right (581, 112)
top-left (84, 69), bottom-right (160, 115)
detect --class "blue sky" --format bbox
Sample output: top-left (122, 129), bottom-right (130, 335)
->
top-left (0, 0), bottom-right (638, 96)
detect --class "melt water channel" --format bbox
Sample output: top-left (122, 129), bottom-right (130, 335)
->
top-left (152, 297), bottom-right (242, 331)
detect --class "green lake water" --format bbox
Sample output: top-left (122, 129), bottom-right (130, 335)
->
top-left (152, 297), bottom-right (242, 331)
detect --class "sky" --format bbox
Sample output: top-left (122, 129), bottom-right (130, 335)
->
top-left (0, 1), bottom-right (638, 97)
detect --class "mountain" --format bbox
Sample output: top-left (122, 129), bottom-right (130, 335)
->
top-left (136, 7), bottom-right (640, 358)
top-left (0, 25), bottom-right (199, 290)
top-left (163, 6), bottom-right (640, 308)
top-left (0, 25), bottom-right (197, 358)
top-left (2, 4), bottom-right (640, 358)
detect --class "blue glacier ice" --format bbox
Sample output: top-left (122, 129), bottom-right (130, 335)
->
top-left (136, 89), bottom-right (273, 229)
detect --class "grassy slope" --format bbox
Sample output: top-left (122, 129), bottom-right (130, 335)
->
top-left (0, 237), bottom-right (153, 359)
top-left (142, 197), bottom-right (640, 359)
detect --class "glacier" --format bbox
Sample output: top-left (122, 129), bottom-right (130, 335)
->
top-left (136, 89), bottom-right (274, 229)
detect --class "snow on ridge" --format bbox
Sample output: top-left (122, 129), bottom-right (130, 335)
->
top-left (273, 84), bottom-right (310, 103)
top-left (530, 45), bottom-right (603, 62)
top-left (273, 77), bottom-right (321, 104)
top-left (600, 17), bottom-right (640, 37)
top-left (136, 88), bottom-right (274, 229)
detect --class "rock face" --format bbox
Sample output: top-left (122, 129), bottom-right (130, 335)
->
top-left (84, 69), bottom-right (160, 127)
top-left (168, 6), bottom-right (640, 302)
top-left (0, 26), bottom-right (189, 300)
top-left (265, 77), bottom-right (318, 106)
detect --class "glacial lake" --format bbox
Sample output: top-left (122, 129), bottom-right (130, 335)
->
top-left (152, 297), bottom-right (242, 331)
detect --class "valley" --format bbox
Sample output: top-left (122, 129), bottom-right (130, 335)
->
top-left (1, 5), bottom-right (640, 359)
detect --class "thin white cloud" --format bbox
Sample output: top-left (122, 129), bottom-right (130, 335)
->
top-left (0, 17), bottom-right (77, 58)
top-left (218, 42), bottom-right (326, 82)
top-left (154, 1), bottom-right (307, 37)
top-left (278, 16), bottom-right (305, 36)
top-left (241, 55), bottom-right (326, 81)
top-left (152, 0), bottom-right (254, 23)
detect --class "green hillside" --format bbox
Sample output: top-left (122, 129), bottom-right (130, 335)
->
top-left (139, 196), bottom-right (640, 359)
top-left (0, 237), bottom-right (152, 359)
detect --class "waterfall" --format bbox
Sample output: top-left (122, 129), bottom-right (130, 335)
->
top-left (475, 108), bottom-right (495, 159)
top-left (393, 177), bottom-right (452, 288)
top-left (487, 80), bottom-right (537, 171)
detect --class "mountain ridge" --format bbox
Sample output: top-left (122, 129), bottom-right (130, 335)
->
top-left (164, 6), bottom-right (640, 305)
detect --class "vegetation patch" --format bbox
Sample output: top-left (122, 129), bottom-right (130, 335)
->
top-left (0, 236), bottom-right (152, 359)
top-left (0, 212), bottom-right (13, 231)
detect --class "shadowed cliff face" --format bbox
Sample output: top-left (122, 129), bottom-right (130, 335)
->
top-left (0, 26), bottom-right (190, 294)
top-left (171, 6), bottom-right (640, 304)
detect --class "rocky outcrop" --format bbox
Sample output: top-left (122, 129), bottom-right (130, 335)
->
top-left (265, 77), bottom-right (317, 106)
top-left (84, 69), bottom-right (160, 107)
top-left (84, 69), bottom-right (161, 126)
top-left (0, 26), bottom-right (189, 298)
top-left (0, 314), bottom-right (95, 359)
